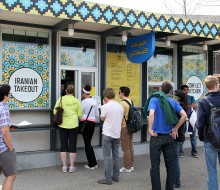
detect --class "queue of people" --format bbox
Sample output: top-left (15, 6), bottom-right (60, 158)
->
top-left (1, 75), bottom-right (219, 190)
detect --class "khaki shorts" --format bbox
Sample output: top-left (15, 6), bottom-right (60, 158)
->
top-left (0, 149), bottom-right (17, 177)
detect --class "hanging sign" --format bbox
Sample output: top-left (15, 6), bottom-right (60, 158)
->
top-left (9, 68), bottom-right (43, 103)
top-left (186, 76), bottom-right (203, 101)
top-left (126, 32), bottom-right (155, 63)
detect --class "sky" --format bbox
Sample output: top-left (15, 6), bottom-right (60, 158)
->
top-left (87, 0), bottom-right (220, 15)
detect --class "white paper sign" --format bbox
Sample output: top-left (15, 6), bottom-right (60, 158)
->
top-left (17, 121), bottom-right (32, 126)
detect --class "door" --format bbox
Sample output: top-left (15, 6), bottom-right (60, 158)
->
top-left (60, 69), bottom-right (77, 97)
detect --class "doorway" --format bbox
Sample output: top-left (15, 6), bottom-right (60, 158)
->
top-left (61, 70), bottom-right (76, 96)
top-left (58, 33), bottom-right (99, 100)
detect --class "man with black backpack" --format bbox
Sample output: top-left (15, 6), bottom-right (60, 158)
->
top-left (119, 86), bottom-right (134, 173)
top-left (196, 75), bottom-right (220, 190)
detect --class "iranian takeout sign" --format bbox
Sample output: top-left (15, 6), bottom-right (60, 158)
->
top-left (9, 68), bottom-right (43, 102)
top-left (186, 76), bottom-right (203, 101)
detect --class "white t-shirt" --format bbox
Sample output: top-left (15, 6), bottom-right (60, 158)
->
top-left (101, 100), bottom-right (124, 138)
top-left (81, 98), bottom-right (100, 122)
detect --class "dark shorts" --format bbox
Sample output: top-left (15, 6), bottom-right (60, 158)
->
top-left (0, 149), bottom-right (17, 177)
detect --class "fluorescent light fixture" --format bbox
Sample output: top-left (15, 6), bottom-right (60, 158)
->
top-left (68, 24), bottom-right (74, 37)
top-left (122, 31), bottom-right (127, 42)
top-left (166, 37), bottom-right (171, 47)
top-left (203, 42), bottom-right (208, 51)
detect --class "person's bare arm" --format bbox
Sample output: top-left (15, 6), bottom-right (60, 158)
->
top-left (172, 109), bottom-right (187, 139)
top-left (190, 102), bottom-right (197, 109)
top-left (101, 116), bottom-right (106, 121)
top-left (2, 127), bottom-right (13, 151)
top-left (101, 98), bottom-right (109, 121)
top-left (148, 109), bottom-right (158, 137)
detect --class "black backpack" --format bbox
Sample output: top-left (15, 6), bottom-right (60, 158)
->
top-left (204, 98), bottom-right (220, 149)
top-left (122, 99), bottom-right (143, 133)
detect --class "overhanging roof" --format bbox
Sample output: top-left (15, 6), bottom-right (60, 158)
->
top-left (0, 0), bottom-right (219, 39)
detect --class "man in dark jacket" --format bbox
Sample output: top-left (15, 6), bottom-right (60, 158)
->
top-left (196, 75), bottom-right (220, 190)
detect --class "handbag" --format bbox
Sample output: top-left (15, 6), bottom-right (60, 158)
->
top-left (79, 106), bottom-right (93, 134)
top-left (53, 97), bottom-right (64, 125)
top-left (186, 108), bottom-right (197, 134)
top-left (189, 109), bottom-right (197, 129)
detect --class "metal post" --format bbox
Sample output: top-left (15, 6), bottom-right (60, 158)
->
top-left (99, 37), bottom-right (106, 146)
top-left (177, 46), bottom-right (183, 89)
top-left (208, 47), bottom-right (214, 75)
top-left (50, 31), bottom-right (57, 151)
top-left (141, 62), bottom-right (148, 142)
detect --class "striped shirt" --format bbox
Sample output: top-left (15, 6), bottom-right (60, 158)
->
top-left (0, 101), bottom-right (11, 153)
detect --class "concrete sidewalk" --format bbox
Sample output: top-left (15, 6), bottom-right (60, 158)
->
top-left (0, 146), bottom-right (218, 190)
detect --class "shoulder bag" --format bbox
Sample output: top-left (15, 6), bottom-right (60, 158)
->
top-left (79, 106), bottom-right (93, 134)
top-left (53, 97), bottom-right (64, 125)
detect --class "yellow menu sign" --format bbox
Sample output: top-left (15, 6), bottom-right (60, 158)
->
top-left (106, 52), bottom-right (141, 105)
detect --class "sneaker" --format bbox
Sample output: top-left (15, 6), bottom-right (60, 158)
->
top-left (179, 152), bottom-right (184, 158)
top-left (84, 165), bottom-right (98, 170)
top-left (131, 167), bottom-right (134, 172)
top-left (112, 177), bottom-right (119, 182)
top-left (62, 166), bottom-right (68, 173)
top-left (173, 184), bottom-right (181, 188)
top-left (120, 167), bottom-right (132, 173)
top-left (192, 151), bottom-right (199, 158)
top-left (97, 179), bottom-right (112, 185)
top-left (69, 166), bottom-right (77, 173)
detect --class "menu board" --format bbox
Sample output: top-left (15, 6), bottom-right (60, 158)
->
top-left (106, 52), bottom-right (141, 105)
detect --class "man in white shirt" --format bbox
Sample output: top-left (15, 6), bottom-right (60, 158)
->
top-left (97, 88), bottom-right (124, 185)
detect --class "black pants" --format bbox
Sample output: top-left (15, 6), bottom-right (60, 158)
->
top-left (59, 127), bottom-right (78, 153)
top-left (82, 121), bottom-right (97, 167)
top-left (150, 134), bottom-right (175, 190)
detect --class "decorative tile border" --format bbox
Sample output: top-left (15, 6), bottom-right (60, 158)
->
top-left (182, 56), bottom-right (208, 100)
top-left (2, 41), bottom-right (50, 109)
top-left (148, 55), bottom-right (173, 82)
top-left (0, 0), bottom-right (219, 38)
top-left (61, 47), bottom-right (96, 67)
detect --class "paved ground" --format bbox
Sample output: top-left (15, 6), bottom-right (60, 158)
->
top-left (0, 146), bottom-right (219, 190)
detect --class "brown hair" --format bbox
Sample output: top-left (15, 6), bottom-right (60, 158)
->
top-left (103, 88), bottom-right (115, 99)
top-left (66, 84), bottom-right (75, 95)
top-left (161, 82), bottom-right (172, 94)
top-left (205, 75), bottom-right (219, 90)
